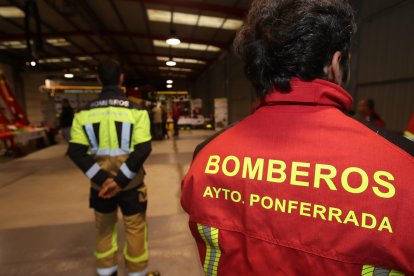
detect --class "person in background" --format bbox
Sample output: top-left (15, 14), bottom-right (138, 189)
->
top-left (404, 112), bottom-right (414, 142)
top-left (152, 102), bottom-right (163, 140)
top-left (67, 59), bottom-right (159, 276)
top-left (148, 102), bottom-right (155, 139)
top-left (161, 101), bottom-right (169, 139)
top-left (59, 99), bottom-right (74, 142)
top-left (181, 0), bottom-right (414, 275)
top-left (357, 98), bottom-right (385, 127)
top-left (172, 102), bottom-right (180, 137)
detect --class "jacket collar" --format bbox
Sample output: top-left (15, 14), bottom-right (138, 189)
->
top-left (260, 78), bottom-right (353, 111)
top-left (100, 85), bottom-right (124, 97)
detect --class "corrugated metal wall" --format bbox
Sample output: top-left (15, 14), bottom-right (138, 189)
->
top-left (192, 1), bottom-right (414, 130)
top-left (354, 0), bottom-right (414, 131)
top-left (21, 73), bottom-right (50, 125)
top-left (192, 52), bottom-right (254, 124)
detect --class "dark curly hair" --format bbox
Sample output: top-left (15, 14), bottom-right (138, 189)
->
top-left (234, 0), bottom-right (356, 97)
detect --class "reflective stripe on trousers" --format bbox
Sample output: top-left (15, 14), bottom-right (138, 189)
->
top-left (123, 213), bottom-right (148, 272)
top-left (94, 211), bottom-right (118, 271)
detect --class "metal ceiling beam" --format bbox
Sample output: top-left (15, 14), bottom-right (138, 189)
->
top-left (121, 0), bottom-right (248, 19)
top-left (72, 0), bottom-right (141, 76)
top-left (10, 4), bottom-right (74, 47)
top-left (43, 0), bottom-right (106, 57)
top-left (26, 51), bottom-right (213, 64)
top-left (191, 0), bottom-right (242, 81)
top-left (0, 10), bottom-right (88, 70)
top-left (0, 31), bottom-right (227, 49)
top-left (108, 0), bottom-right (143, 60)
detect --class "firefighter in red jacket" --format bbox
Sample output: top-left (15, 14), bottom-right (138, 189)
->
top-left (181, 0), bottom-right (414, 275)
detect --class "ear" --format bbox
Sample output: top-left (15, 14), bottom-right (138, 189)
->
top-left (324, 51), bottom-right (342, 85)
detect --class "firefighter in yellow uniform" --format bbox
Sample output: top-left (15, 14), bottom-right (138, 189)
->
top-left (68, 59), bottom-right (159, 276)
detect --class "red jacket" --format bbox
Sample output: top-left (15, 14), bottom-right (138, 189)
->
top-left (181, 79), bottom-right (414, 275)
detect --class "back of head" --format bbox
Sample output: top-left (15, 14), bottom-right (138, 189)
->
top-left (365, 98), bottom-right (375, 110)
top-left (234, 0), bottom-right (356, 98)
top-left (98, 59), bottom-right (122, 86)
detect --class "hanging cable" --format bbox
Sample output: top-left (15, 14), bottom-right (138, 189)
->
top-left (166, 8), bottom-right (180, 46)
top-left (24, 0), bottom-right (43, 64)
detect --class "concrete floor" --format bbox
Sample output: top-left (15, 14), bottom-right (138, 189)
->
top-left (0, 130), bottom-right (214, 276)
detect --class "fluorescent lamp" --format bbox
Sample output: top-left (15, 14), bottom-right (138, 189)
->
top-left (147, 9), bottom-right (170, 22)
top-left (161, 73), bottom-right (187, 78)
top-left (46, 38), bottom-right (70, 47)
top-left (173, 11), bottom-right (199, 25)
top-left (198, 15), bottom-right (225, 28)
top-left (223, 19), bottom-right (244, 30)
top-left (11, 44), bottom-right (27, 49)
top-left (166, 80), bottom-right (173, 84)
top-left (1, 40), bottom-right (27, 49)
top-left (159, 67), bottom-right (192, 73)
top-left (39, 57), bottom-right (71, 64)
top-left (46, 58), bottom-right (60, 63)
top-left (147, 9), bottom-right (243, 31)
top-left (3, 41), bottom-right (22, 46)
top-left (77, 56), bottom-right (93, 61)
top-left (156, 57), bottom-right (169, 61)
top-left (64, 73), bottom-right (74, 79)
top-left (189, 43), bottom-right (208, 51)
top-left (0, 7), bottom-right (24, 18)
top-left (184, 58), bottom-right (206, 64)
top-left (206, 45), bottom-right (221, 52)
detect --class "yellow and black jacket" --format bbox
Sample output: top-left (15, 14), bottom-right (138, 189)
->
top-left (68, 86), bottom-right (151, 190)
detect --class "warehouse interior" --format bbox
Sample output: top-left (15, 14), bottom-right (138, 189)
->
top-left (0, 0), bottom-right (413, 275)
top-left (0, 0), bottom-right (413, 130)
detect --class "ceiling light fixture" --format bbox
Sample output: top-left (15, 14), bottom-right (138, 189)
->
top-left (166, 9), bottom-right (180, 46)
top-left (64, 73), bottom-right (74, 79)
top-left (166, 30), bottom-right (181, 46)
top-left (166, 80), bottom-right (173, 84)
top-left (166, 84), bottom-right (173, 89)
top-left (30, 60), bottom-right (36, 67)
top-left (0, 6), bottom-right (24, 18)
top-left (166, 58), bottom-right (176, 67)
